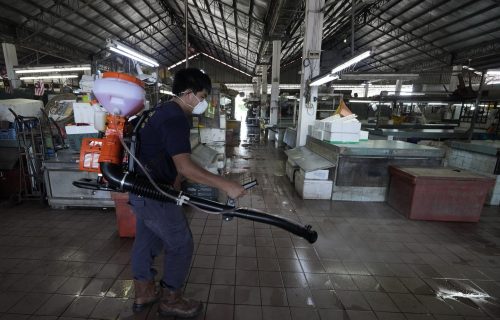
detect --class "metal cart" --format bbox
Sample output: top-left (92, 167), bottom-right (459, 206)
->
top-left (9, 108), bottom-right (47, 202)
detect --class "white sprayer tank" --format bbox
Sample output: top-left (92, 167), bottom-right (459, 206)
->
top-left (92, 72), bottom-right (145, 117)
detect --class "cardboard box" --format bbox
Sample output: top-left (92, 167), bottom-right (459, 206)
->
top-left (294, 170), bottom-right (333, 199)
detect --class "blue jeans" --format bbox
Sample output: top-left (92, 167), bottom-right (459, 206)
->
top-left (129, 193), bottom-right (194, 290)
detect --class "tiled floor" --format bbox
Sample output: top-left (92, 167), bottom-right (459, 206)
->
top-left (1, 132), bottom-right (500, 320)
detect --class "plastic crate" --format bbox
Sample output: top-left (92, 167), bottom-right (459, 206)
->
top-left (0, 128), bottom-right (16, 140)
top-left (67, 133), bottom-right (99, 152)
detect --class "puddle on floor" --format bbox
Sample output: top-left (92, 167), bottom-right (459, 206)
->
top-left (435, 279), bottom-right (495, 311)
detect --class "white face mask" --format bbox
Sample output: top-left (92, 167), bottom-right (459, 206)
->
top-left (191, 94), bottom-right (209, 115)
top-left (176, 91), bottom-right (208, 115)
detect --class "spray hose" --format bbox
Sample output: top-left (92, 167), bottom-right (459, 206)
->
top-left (98, 162), bottom-right (318, 243)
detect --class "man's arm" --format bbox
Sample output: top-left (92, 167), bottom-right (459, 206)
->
top-left (172, 153), bottom-right (245, 199)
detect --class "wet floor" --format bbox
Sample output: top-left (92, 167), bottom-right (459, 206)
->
top-left (1, 127), bottom-right (500, 320)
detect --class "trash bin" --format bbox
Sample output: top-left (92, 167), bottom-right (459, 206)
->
top-left (387, 166), bottom-right (495, 222)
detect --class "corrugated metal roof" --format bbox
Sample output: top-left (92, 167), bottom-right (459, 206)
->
top-left (0, 0), bottom-right (499, 76)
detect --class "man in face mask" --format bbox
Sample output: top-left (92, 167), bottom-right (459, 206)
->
top-left (129, 68), bottom-right (245, 318)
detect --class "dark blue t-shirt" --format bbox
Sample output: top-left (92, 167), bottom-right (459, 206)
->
top-left (136, 101), bottom-right (191, 184)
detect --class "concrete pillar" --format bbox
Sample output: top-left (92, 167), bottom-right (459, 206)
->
top-left (449, 65), bottom-right (462, 92)
top-left (364, 82), bottom-right (369, 97)
top-left (270, 40), bottom-right (281, 126)
top-left (252, 77), bottom-right (260, 97)
top-left (395, 79), bottom-right (402, 95)
top-left (296, 0), bottom-right (325, 147)
top-left (260, 65), bottom-right (268, 118)
top-left (2, 43), bottom-right (20, 88)
top-left (255, 77), bottom-right (262, 97)
top-left (293, 98), bottom-right (298, 126)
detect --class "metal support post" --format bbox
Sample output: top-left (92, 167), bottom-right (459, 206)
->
top-left (449, 65), bottom-right (462, 92)
top-left (2, 43), bottom-right (20, 89)
top-left (270, 40), bottom-right (281, 126)
top-left (395, 79), bottom-right (402, 95)
top-left (467, 71), bottom-right (486, 141)
top-left (293, 98), bottom-right (298, 126)
top-left (297, 0), bottom-right (325, 146)
top-left (261, 65), bottom-right (268, 119)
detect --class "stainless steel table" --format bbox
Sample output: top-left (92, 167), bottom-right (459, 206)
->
top-left (306, 137), bottom-right (445, 201)
top-left (43, 150), bottom-right (114, 209)
top-left (446, 140), bottom-right (500, 205)
top-left (369, 128), bottom-right (465, 140)
top-left (448, 140), bottom-right (500, 157)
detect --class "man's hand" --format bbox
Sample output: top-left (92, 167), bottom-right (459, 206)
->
top-left (173, 153), bottom-right (246, 199)
top-left (225, 181), bottom-right (246, 199)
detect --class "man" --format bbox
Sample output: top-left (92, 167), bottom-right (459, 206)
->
top-left (129, 68), bottom-right (245, 318)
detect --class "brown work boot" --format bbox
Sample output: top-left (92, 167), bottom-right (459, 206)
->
top-left (132, 280), bottom-right (159, 313)
top-left (158, 287), bottom-right (203, 318)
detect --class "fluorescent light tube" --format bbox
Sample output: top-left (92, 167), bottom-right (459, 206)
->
top-left (107, 39), bottom-right (159, 67)
top-left (167, 53), bottom-right (200, 70)
top-left (331, 50), bottom-right (371, 74)
top-left (19, 75), bottom-right (78, 80)
top-left (200, 53), bottom-right (252, 77)
top-left (463, 66), bottom-right (482, 76)
top-left (160, 89), bottom-right (174, 95)
top-left (349, 99), bottom-right (376, 103)
top-left (15, 66), bottom-right (90, 74)
top-left (309, 74), bottom-right (339, 86)
top-left (487, 70), bottom-right (500, 75)
top-left (115, 44), bottom-right (159, 67)
top-left (109, 47), bottom-right (158, 68)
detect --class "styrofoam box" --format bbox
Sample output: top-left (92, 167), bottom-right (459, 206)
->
top-left (343, 132), bottom-right (360, 142)
top-left (343, 120), bottom-right (361, 132)
top-left (301, 168), bottom-right (329, 180)
top-left (323, 131), bottom-right (359, 143)
top-left (324, 119), bottom-right (343, 132)
top-left (312, 129), bottom-right (324, 140)
top-left (360, 130), bottom-right (369, 140)
top-left (73, 103), bottom-right (105, 124)
top-left (65, 125), bottom-right (98, 134)
top-left (314, 120), bottom-right (326, 131)
top-left (308, 125), bottom-right (314, 135)
top-left (295, 170), bottom-right (333, 199)
top-left (200, 128), bottom-right (226, 143)
top-left (323, 131), bottom-right (342, 142)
